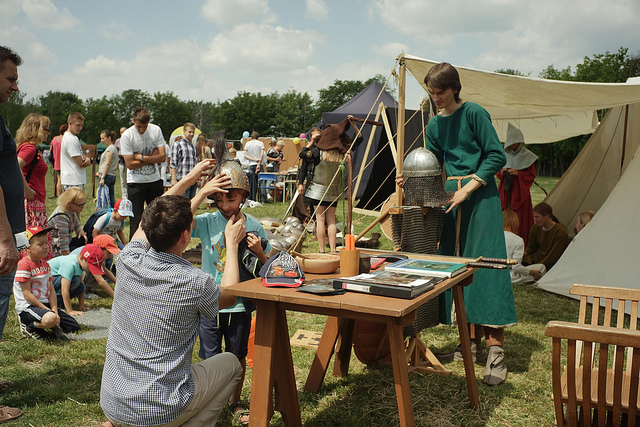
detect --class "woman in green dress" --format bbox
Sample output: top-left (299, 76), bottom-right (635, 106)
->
top-left (398, 62), bottom-right (517, 385)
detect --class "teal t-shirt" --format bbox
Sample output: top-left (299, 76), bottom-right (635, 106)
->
top-left (192, 211), bottom-right (271, 313)
top-left (48, 252), bottom-right (83, 281)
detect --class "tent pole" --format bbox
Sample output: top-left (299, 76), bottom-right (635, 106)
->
top-left (396, 59), bottom-right (406, 206)
top-left (621, 104), bottom-right (629, 174)
top-left (352, 102), bottom-right (385, 204)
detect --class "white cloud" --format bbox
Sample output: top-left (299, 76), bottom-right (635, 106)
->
top-left (372, 0), bottom-right (640, 76)
top-left (379, 42), bottom-right (408, 60)
top-left (203, 23), bottom-right (322, 68)
top-left (201, 0), bottom-right (277, 27)
top-left (97, 22), bottom-right (134, 41)
top-left (21, 0), bottom-right (81, 31)
top-left (306, 0), bottom-right (329, 21)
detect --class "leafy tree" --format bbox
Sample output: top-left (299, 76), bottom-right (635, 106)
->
top-left (495, 69), bottom-right (529, 77)
top-left (150, 91), bottom-right (191, 138)
top-left (533, 47), bottom-right (640, 176)
top-left (187, 100), bottom-right (217, 136)
top-left (38, 91), bottom-right (84, 138)
top-left (538, 65), bottom-right (573, 81)
top-left (213, 91), bottom-right (278, 139)
top-left (272, 90), bottom-right (316, 136)
top-left (575, 47), bottom-right (634, 83)
top-left (110, 89), bottom-right (152, 126)
top-left (0, 91), bottom-right (31, 135)
top-left (84, 96), bottom-right (119, 143)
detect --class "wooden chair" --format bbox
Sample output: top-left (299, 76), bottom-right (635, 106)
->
top-left (545, 284), bottom-right (640, 426)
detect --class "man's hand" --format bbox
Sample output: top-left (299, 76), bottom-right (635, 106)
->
top-left (186, 159), bottom-right (215, 181)
top-left (0, 241), bottom-right (19, 276)
top-left (224, 212), bottom-right (246, 248)
top-left (395, 173), bottom-right (404, 188)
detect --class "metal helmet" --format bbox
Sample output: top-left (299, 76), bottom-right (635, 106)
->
top-left (402, 147), bottom-right (453, 208)
top-left (403, 147), bottom-right (442, 177)
top-left (211, 131), bottom-right (250, 194)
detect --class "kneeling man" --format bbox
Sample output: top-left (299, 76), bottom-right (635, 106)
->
top-left (100, 161), bottom-right (245, 426)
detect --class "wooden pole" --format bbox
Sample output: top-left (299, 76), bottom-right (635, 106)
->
top-left (396, 60), bottom-right (406, 207)
top-left (352, 102), bottom-right (385, 205)
top-left (347, 152), bottom-right (353, 236)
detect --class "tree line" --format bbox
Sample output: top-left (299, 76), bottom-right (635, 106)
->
top-left (1, 48), bottom-right (637, 176)
top-left (0, 77), bottom-right (385, 147)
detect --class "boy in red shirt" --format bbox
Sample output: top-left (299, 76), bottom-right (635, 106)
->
top-left (14, 226), bottom-right (80, 340)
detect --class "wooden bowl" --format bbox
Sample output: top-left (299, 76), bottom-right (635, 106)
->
top-left (295, 253), bottom-right (340, 274)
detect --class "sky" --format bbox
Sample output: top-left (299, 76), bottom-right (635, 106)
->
top-left (2, 0), bottom-right (640, 110)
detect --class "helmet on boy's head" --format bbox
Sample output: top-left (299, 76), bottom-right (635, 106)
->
top-left (212, 130), bottom-right (250, 195)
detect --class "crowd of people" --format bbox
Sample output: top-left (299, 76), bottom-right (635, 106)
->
top-left (1, 43), bottom-right (596, 424)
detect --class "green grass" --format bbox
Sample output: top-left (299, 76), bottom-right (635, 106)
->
top-left (2, 170), bottom-right (575, 426)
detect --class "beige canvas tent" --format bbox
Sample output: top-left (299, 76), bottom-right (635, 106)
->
top-left (401, 53), bottom-right (640, 144)
top-left (396, 54), bottom-right (640, 303)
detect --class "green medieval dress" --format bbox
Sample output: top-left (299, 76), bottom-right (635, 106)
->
top-left (425, 102), bottom-right (517, 327)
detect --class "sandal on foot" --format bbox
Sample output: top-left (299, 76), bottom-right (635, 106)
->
top-left (229, 401), bottom-right (250, 426)
top-left (0, 405), bottom-right (22, 423)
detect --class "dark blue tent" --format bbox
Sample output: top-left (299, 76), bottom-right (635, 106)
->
top-left (321, 81), bottom-right (427, 210)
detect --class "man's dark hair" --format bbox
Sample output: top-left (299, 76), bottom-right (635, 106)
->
top-left (132, 107), bottom-right (151, 124)
top-left (424, 62), bottom-right (462, 103)
top-left (0, 46), bottom-right (23, 70)
top-left (141, 195), bottom-right (193, 252)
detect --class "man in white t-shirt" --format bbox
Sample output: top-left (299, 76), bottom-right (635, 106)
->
top-left (244, 131), bottom-right (264, 201)
top-left (119, 108), bottom-right (166, 239)
top-left (60, 112), bottom-right (90, 190)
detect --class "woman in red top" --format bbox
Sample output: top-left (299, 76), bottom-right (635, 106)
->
top-left (49, 123), bottom-right (67, 197)
top-left (16, 113), bottom-right (51, 233)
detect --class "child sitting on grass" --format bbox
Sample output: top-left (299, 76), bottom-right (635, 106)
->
top-left (14, 226), bottom-right (80, 340)
top-left (48, 243), bottom-right (106, 317)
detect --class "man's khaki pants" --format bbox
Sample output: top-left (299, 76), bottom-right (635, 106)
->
top-left (108, 352), bottom-right (242, 426)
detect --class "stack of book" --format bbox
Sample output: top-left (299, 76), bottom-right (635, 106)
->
top-left (332, 270), bottom-right (445, 299)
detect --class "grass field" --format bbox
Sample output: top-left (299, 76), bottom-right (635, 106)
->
top-left (0, 168), bottom-right (577, 426)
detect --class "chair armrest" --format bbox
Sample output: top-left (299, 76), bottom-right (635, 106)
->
top-left (545, 321), bottom-right (640, 348)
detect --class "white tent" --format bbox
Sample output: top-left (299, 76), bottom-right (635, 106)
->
top-left (537, 140), bottom-right (640, 311)
top-left (398, 54), bottom-right (640, 306)
top-left (401, 53), bottom-right (640, 143)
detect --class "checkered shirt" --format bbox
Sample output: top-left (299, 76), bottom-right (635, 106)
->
top-left (100, 240), bottom-right (220, 426)
top-left (170, 138), bottom-right (198, 181)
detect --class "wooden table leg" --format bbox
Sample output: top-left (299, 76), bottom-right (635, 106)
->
top-left (249, 301), bottom-right (301, 426)
top-left (272, 306), bottom-right (301, 427)
top-left (452, 284), bottom-right (480, 410)
top-left (333, 318), bottom-right (354, 378)
top-left (387, 318), bottom-right (415, 427)
top-left (304, 316), bottom-right (340, 393)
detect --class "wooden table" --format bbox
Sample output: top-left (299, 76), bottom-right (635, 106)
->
top-left (225, 268), bottom-right (478, 427)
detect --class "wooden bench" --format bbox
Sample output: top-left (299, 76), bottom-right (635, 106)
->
top-left (545, 284), bottom-right (640, 426)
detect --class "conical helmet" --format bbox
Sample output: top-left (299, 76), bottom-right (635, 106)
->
top-left (403, 147), bottom-right (453, 208)
top-left (211, 131), bottom-right (250, 194)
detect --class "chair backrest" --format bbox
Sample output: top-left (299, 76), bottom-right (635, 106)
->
top-left (545, 284), bottom-right (640, 426)
top-left (545, 320), bottom-right (640, 426)
top-left (258, 173), bottom-right (277, 182)
top-left (570, 284), bottom-right (640, 374)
